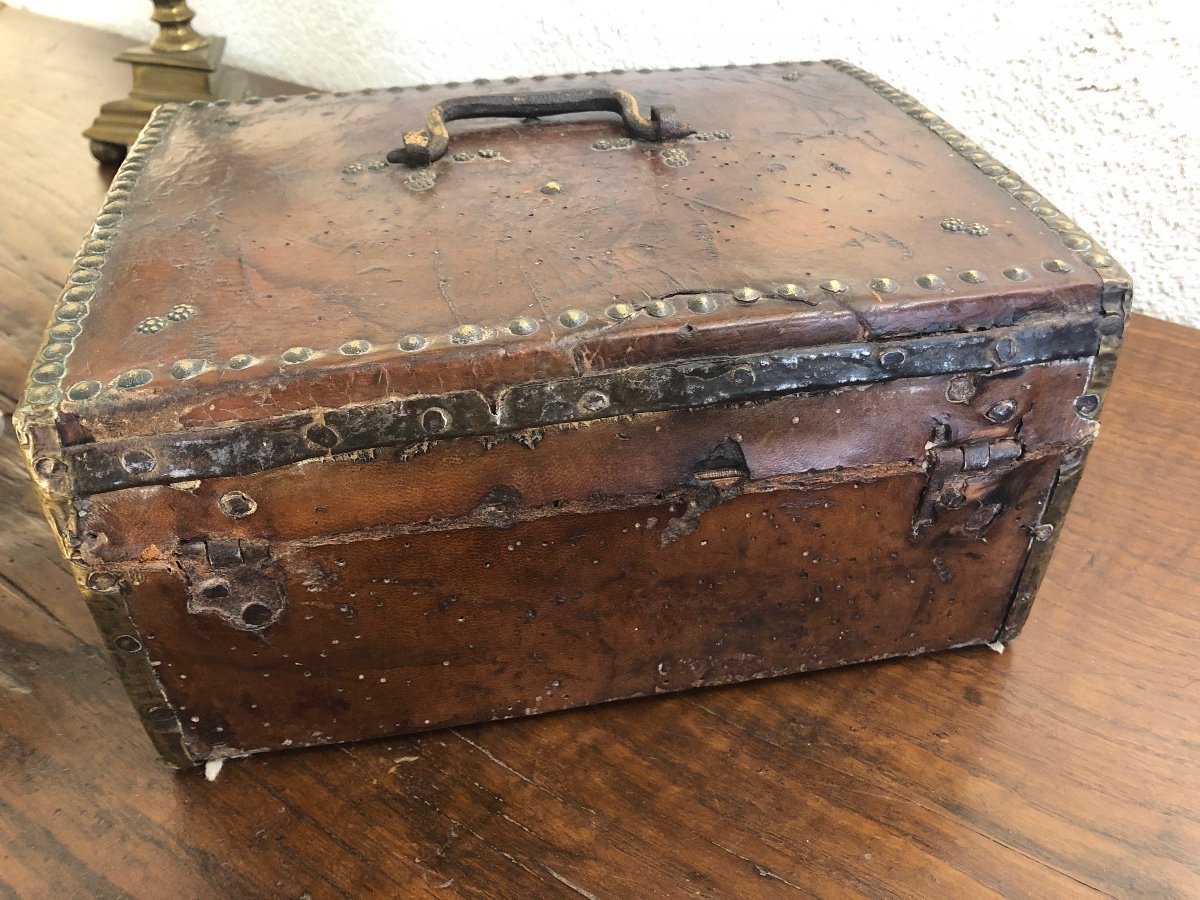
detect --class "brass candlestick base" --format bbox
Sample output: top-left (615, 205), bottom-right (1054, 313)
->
top-left (84, 1), bottom-right (251, 163)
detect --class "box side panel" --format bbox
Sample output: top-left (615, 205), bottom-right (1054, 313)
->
top-left (79, 361), bottom-right (1094, 761)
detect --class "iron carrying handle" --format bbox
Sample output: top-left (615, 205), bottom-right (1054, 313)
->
top-left (386, 88), bottom-right (694, 167)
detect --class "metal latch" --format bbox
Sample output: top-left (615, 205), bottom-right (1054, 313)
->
top-left (176, 538), bottom-right (288, 632)
top-left (911, 438), bottom-right (1022, 542)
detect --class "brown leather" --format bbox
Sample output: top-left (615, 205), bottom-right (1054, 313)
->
top-left (58, 62), bottom-right (1101, 444)
top-left (21, 62), bottom-right (1122, 765)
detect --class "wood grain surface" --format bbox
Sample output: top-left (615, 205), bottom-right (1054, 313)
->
top-left (1, 9), bottom-right (1197, 898)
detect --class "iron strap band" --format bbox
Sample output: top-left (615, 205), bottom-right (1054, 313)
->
top-left (64, 312), bottom-right (1104, 496)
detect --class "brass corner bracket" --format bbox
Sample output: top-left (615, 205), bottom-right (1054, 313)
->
top-left (84, 0), bottom-right (251, 163)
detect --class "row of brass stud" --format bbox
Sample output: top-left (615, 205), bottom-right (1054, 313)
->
top-left (21, 104), bottom-right (179, 411)
top-left (65, 261), bottom-right (1075, 401)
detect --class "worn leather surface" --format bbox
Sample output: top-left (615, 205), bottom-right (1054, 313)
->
top-left (58, 62), bottom-right (1101, 443)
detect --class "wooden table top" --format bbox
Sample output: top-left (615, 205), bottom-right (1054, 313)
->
top-left (1, 9), bottom-right (1196, 897)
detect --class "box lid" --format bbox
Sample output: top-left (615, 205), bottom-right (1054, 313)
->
top-left (17, 61), bottom-right (1127, 492)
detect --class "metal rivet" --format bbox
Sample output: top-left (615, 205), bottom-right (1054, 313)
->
top-left (306, 424), bottom-right (340, 448)
top-left (1033, 524), bottom-right (1055, 542)
top-left (606, 303), bottom-right (635, 320)
top-left (121, 448), bottom-right (157, 475)
top-left (57, 302), bottom-right (89, 321)
top-left (282, 347), bottom-right (314, 364)
top-left (477, 149), bottom-right (500, 158)
top-left (94, 213), bottom-right (121, 228)
top-left (916, 274), bottom-right (944, 290)
top-left (592, 139), bottom-right (613, 151)
top-left (540, 181), bottom-right (563, 195)
top-left (31, 362), bottom-right (64, 384)
top-left (367, 160), bottom-right (388, 172)
top-left (727, 365), bottom-right (756, 386)
top-left (965, 222), bottom-right (989, 237)
top-left (170, 359), bottom-right (206, 380)
top-left (219, 491), bottom-right (258, 518)
top-left (421, 407), bottom-right (451, 434)
top-left (645, 300), bottom-right (673, 318)
top-left (1013, 190), bottom-right (1040, 204)
top-left (945, 375), bottom-right (976, 404)
top-left (342, 162), bottom-right (364, 175)
top-left (137, 317), bottom-right (167, 334)
top-left (76, 254), bottom-right (104, 269)
top-left (661, 148), bottom-right (688, 167)
top-left (339, 339), bottom-right (372, 355)
top-left (559, 309), bottom-right (588, 328)
top-left (986, 399), bottom-right (1018, 423)
top-left (508, 317), bottom-right (539, 335)
top-left (113, 634), bottom-right (142, 652)
top-left (994, 337), bottom-right (1018, 362)
top-left (166, 303), bottom-right (197, 321)
top-left (980, 164), bottom-right (1008, 177)
top-left (399, 334), bottom-right (429, 352)
top-left (1043, 259), bottom-right (1073, 274)
top-left (452, 151), bottom-right (474, 161)
top-left (774, 283), bottom-right (802, 300)
top-left (996, 176), bottom-right (1021, 191)
top-left (67, 380), bottom-right (102, 401)
top-left (1075, 394), bottom-right (1100, 418)
top-left (228, 354), bottom-right (257, 370)
top-left (84, 240), bottom-right (107, 254)
top-left (1083, 253), bottom-right (1113, 268)
top-left (1061, 234), bottom-right (1092, 252)
top-left (868, 278), bottom-right (898, 294)
top-left (1003, 266), bottom-right (1031, 282)
top-left (687, 295), bottom-right (717, 314)
top-left (116, 368), bottom-right (154, 389)
top-left (940, 217), bottom-right (965, 233)
top-left (34, 456), bottom-right (64, 478)
top-left (451, 324), bottom-right (487, 344)
top-left (879, 349), bottom-right (906, 369)
top-left (87, 571), bottom-right (122, 593)
top-left (959, 270), bottom-right (987, 284)
top-left (577, 390), bottom-right (610, 413)
top-left (819, 279), bottom-right (848, 294)
top-left (733, 287), bottom-right (761, 304)
top-left (64, 285), bottom-right (95, 303)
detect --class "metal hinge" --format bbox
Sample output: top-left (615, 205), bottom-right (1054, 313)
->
top-left (176, 538), bottom-right (288, 631)
top-left (911, 438), bottom-right (1023, 542)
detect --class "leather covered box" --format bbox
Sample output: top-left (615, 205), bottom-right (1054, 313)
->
top-left (14, 61), bottom-right (1130, 766)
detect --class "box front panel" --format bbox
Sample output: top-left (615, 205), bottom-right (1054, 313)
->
top-left (81, 361), bottom-right (1094, 760)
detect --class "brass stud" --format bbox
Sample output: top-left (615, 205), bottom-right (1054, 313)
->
top-left (965, 222), bottom-right (990, 237)
top-left (733, 287), bottom-right (761, 304)
top-left (986, 399), bottom-right (1018, 423)
top-left (540, 181), bottom-right (563, 195)
top-left (980, 164), bottom-right (1008, 177)
top-left (76, 255), bottom-right (104, 269)
top-left (83, 240), bottom-right (107, 254)
top-left (819, 279), bottom-right (848, 294)
top-left (477, 148), bottom-right (500, 158)
top-left (868, 277), bottom-right (898, 294)
top-left (87, 571), bottom-right (122, 593)
top-left (559, 309), bottom-right (588, 328)
top-left (228, 354), bottom-right (258, 370)
top-left (508, 317), bottom-right (539, 336)
top-left (1043, 259), bottom-right (1073, 274)
top-left (339, 339), bottom-right (372, 355)
top-left (940, 217), bottom-right (966, 233)
top-left (26, 385), bottom-right (60, 405)
top-left (1075, 394), bottom-right (1101, 418)
top-left (64, 285), bottom-right (94, 303)
top-left (49, 323), bottom-right (81, 341)
top-left (661, 148), bottom-right (688, 167)
top-left (775, 284), bottom-right (803, 300)
top-left (916, 274), bottom-right (944, 290)
top-left (1003, 266), bottom-right (1031, 282)
top-left (959, 270), bottom-right (987, 284)
top-left (94, 213), bottom-right (121, 228)
top-left (1013, 190), bottom-right (1040, 203)
top-left (282, 347), bottom-right (315, 364)
top-left (686, 295), bottom-right (717, 314)
top-left (69, 269), bottom-right (99, 284)
top-left (996, 176), bottom-right (1021, 191)
top-left (399, 334), bottom-right (429, 352)
top-left (167, 303), bottom-right (197, 321)
top-left (41, 342), bottom-right (72, 360)
top-left (451, 324), bottom-right (487, 344)
top-left (452, 151), bottom-right (474, 161)
top-left (1061, 234), bottom-right (1092, 252)
top-left (31, 363), bottom-right (64, 384)
top-left (67, 380), bottom-right (102, 401)
top-left (606, 303), bottom-right (635, 320)
top-left (116, 368), bottom-right (154, 389)
top-left (170, 359), bottom-right (206, 380)
top-left (1083, 253), bottom-right (1113, 268)
top-left (645, 300), bottom-right (673, 318)
top-left (407, 170), bottom-right (437, 191)
top-left (137, 317), bottom-right (167, 334)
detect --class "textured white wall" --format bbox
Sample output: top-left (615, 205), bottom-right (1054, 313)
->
top-left (16, 0), bottom-right (1199, 327)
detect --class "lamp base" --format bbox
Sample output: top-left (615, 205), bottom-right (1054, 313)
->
top-left (84, 36), bottom-right (250, 163)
